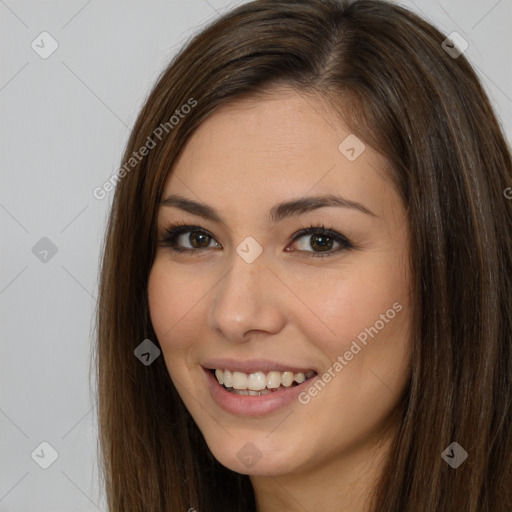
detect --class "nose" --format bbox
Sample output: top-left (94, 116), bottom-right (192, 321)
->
top-left (207, 250), bottom-right (286, 343)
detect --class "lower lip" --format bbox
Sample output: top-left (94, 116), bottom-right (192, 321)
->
top-left (203, 367), bottom-right (317, 417)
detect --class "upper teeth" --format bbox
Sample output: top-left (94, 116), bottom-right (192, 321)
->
top-left (214, 369), bottom-right (315, 390)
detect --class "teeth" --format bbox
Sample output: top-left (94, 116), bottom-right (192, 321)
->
top-left (213, 368), bottom-right (315, 391)
top-left (248, 372), bottom-right (267, 390)
top-left (281, 371), bottom-right (294, 387)
top-left (232, 372), bottom-right (248, 389)
top-left (266, 371), bottom-right (282, 389)
top-left (295, 372), bottom-right (306, 383)
top-left (223, 370), bottom-right (233, 388)
top-left (236, 388), bottom-right (272, 396)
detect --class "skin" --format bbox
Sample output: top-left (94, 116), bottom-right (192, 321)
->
top-left (147, 87), bottom-right (412, 512)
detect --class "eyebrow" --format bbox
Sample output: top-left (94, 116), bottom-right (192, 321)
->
top-left (159, 193), bottom-right (377, 224)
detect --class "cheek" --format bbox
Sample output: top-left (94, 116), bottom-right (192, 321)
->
top-left (291, 264), bottom-right (411, 450)
top-left (147, 261), bottom-right (203, 354)
top-left (289, 258), bottom-right (410, 361)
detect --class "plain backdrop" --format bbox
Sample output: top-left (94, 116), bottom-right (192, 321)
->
top-left (1, 1), bottom-right (511, 510)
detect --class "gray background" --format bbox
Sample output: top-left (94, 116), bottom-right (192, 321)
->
top-left (1, 1), bottom-right (511, 510)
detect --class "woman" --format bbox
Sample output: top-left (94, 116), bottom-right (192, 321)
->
top-left (95, 1), bottom-right (512, 510)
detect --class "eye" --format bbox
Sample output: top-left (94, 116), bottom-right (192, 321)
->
top-left (288, 224), bottom-right (353, 257)
top-left (157, 222), bottom-right (353, 258)
top-left (157, 223), bottom-right (220, 254)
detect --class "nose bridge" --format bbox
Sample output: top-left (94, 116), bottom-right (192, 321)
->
top-left (208, 249), bottom-right (284, 341)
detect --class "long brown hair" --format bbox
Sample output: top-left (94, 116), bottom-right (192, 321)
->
top-left (94, 1), bottom-right (512, 510)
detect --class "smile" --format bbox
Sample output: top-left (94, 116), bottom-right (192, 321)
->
top-left (202, 365), bottom-right (319, 416)
top-left (212, 369), bottom-right (317, 395)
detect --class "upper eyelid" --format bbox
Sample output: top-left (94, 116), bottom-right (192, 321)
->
top-left (162, 224), bottom-right (341, 239)
top-left (161, 224), bottom-right (351, 249)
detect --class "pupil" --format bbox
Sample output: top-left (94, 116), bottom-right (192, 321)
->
top-left (191, 232), bottom-right (209, 248)
top-left (311, 234), bottom-right (332, 252)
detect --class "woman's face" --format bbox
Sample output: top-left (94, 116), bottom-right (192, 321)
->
top-left (148, 88), bottom-right (411, 479)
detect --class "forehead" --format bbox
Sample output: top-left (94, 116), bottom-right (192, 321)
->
top-left (160, 89), bottom-right (395, 223)
top-left (177, 89), bottom-right (345, 174)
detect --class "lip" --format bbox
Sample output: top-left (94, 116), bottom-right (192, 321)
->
top-left (202, 366), bottom-right (318, 417)
top-left (202, 358), bottom-right (317, 375)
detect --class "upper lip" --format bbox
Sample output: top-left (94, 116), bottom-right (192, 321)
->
top-left (202, 358), bottom-right (318, 375)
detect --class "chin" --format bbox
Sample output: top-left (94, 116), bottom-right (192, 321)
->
top-left (203, 430), bottom-right (303, 476)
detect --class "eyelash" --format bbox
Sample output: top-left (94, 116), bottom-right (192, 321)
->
top-left (157, 222), bottom-right (354, 258)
